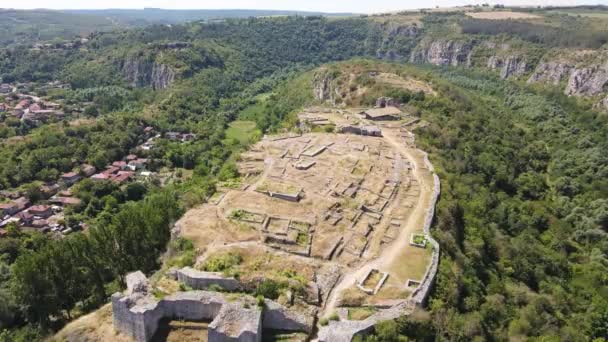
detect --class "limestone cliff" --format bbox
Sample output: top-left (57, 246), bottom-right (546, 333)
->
top-left (409, 39), bottom-right (475, 66)
top-left (487, 55), bottom-right (530, 79)
top-left (527, 62), bottom-right (573, 85)
top-left (121, 56), bottom-right (176, 90)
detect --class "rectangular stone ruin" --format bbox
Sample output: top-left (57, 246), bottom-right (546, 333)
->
top-left (294, 160), bottom-right (316, 170)
top-left (264, 217), bottom-right (291, 235)
top-left (323, 202), bottom-right (344, 226)
top-left (356, 269), bottom-right (389, 295)
top-left (301, 144), bottom-right (329, 157)
top-left (342, 234), bottom-right (369, 257)
top-left (229, 209), bottom-right (266, 224)
top-left (409, 233), bottom-right (427, 248)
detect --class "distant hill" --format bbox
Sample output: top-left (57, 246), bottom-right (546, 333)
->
top-left (65, 8), bottom-right (355, 25)
top-left (0, 8), bottom-right (355, 46)
top-left (0, 9), bottom-right (118, 45)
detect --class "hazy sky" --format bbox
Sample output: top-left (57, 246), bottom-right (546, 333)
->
top-left (2, 0), bottom-right (606, 13)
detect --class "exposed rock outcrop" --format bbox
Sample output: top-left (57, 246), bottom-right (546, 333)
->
top-left (487, 55), bottom-right (530, 79)
top-left (312, 70), bottom-right (334, 103)
top-left (565, 65), bottom-right (608, 96)
top-left (121, 56), bottom-right (176, 90)
top-left (410, 40), bottom-right (475, 67)
top-left (527, 62), bottom-right (573, 85)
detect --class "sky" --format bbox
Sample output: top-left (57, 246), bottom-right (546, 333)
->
top-left (1, 0), bottom-right (606, 13)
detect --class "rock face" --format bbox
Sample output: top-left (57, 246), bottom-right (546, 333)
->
top-left (487, 55), bottom-right (530, 79)
top-left (312, 70), bottom-right (339, 104)
top-left (410, 40), bottom-right (474, 66)
top-left (565, 65), bottom-right (608, 96)
top-left (376, 97), bottom-right (399, 108)
top-left (385, 24), bottom-right (419, 38)
top-left (121, 56), bottom-right (175, 90)
top-left (527, 62), bottom-right (573, 85)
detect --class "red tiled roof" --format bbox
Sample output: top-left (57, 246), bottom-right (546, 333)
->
top-left (29, 205), bottom-right (51, 213)
top-left (62, 172), bottom-right (79, 178)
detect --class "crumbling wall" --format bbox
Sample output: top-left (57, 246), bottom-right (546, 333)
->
top-left (262, 299), bottom-right (316, 333)
top-left (177, 267), bottom-right (241, 291)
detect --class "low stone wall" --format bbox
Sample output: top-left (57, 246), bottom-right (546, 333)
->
top-left (317, 302), bottom-right (412, 342)
top-left (411, 150), bottom-right (441, 305)
top-left (177, 267), bottom-right (241, 291)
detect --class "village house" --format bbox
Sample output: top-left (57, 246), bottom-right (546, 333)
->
top-left (0, 197), bottom-right (31, 218)
top-left (49, 197), bottom-right (82, 207)
top-left (14, 100), bottom-right (30, 110)
top-left (126, 154), bottom-right (138, 161)
top-left (0, 202), bottom-right (19, 216)
top-left (112, 171), bottom-right (134, 184)
top-left (362, 106), bottom-right (402, 121)
top-left (40, 183), bottom-right (61, 198)
top-left (182, 133), bottom-right (196, 142)
top-left (28, 205), bottom-right (53, 219)
top-left (102, 166), bottom-right (120, 176)
top-left (81, 164), bottom-right (96, 177)
top-left (15, 211), bottom-right (34, 226)
top-left (91, 173), bottom-right (110, 181)
top-left (0, 84), bottom-right (11, 94)
top-left (0, 103), bottom-right (7, 112)
top-left (61, 172), bottom-right (82, 185)
top-left (30, 219), bottom-right (50, 231)
top-left (112, 161), bottom-right (128, 170)
top-left (165, 132), bottom-right (181, 140)
top-left (128, 158), bottom-right (149, 171)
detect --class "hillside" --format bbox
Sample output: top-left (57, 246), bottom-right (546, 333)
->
top-left (0, 5), bottom-right (607, 342)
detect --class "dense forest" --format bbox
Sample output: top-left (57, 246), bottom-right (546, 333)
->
top-left (0, 8), bottom-right (607, 341)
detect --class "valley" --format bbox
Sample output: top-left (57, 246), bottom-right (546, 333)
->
top-left (0, 5), bottom-right (607, 342)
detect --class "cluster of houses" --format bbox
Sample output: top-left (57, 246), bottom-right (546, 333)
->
top-left (0, 195), bottom-right (72, 237)
top-left (0, 151), bottom-right (154, 238)
top-left (31, 38), bottom-right (89, 51)
top-left (91, 155), bottom-right (150, 184)
top-left (0, 83), bottom-right (65, 123)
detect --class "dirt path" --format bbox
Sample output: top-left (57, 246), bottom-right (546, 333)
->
top-left (322, 126), bottom-right (434, 315)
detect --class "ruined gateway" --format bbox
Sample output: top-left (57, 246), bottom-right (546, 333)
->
top-left (112, 271), bottom-right (314, 342)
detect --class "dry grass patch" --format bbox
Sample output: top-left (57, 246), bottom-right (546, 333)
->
top-left (466, 11), bottom-right (541, 20)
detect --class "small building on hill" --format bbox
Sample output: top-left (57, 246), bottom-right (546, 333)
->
top-left (362, 106), bottom-right (402, 121)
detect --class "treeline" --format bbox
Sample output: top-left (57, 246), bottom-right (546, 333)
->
top-left (461, 18), bottom-right (608, 48)
top-left (414, 68), bottom-right (608, 339)
top-left (4, 190), bottom-right (182, 329)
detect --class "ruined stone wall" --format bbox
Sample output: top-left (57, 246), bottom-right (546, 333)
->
top-left (177, 267), bottom-right (242, 291)
top-left (262, 300), bottom-right (315, 333)
top-left (411, 151), bottom-right (441, 305)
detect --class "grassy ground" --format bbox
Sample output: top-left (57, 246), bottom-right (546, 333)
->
top-left (225, 120), bottom-right (260, 145)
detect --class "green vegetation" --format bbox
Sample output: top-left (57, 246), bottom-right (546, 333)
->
top-left (348, 307), bottom-right (377, 321)
top-left (202, 252), bottom-right (243, 277)
top-left (225, 121), bottom-right (261, 145)
top-left (337, 60), bottom-right (608, 340)
top-left (0, 7), bottom-right (607, 341)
